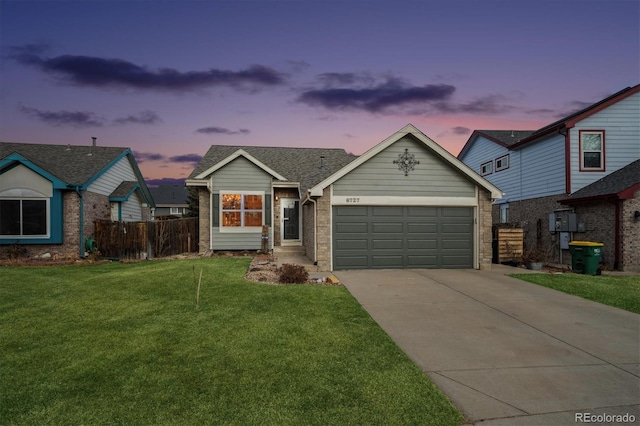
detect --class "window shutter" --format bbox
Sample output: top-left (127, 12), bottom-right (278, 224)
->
top-left (265, 196), bottom-right (271, 226)
top-left (212, 193), bottom-right (220, 227)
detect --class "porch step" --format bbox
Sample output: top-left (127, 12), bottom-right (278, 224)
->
top-left (274, 246), bottom-right (306, 255)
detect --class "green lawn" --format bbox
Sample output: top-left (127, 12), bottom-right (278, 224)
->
top-left (1, 259), bottom-right (462, 425)
top-left (511, 273), bottom-right (640, 314)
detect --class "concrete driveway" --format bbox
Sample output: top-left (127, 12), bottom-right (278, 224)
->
top-left (335, 267), bottom-right (640, 425)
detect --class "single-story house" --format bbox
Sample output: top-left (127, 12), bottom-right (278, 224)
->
top-left (0, 140), bottom-right (155, 258)
top-left (149, 184), bottom-right (190, 218)
top-left (186, 124), bottom-right (502, 271)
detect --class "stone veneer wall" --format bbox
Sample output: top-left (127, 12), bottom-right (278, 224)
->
top-left (302, 201), bottom-right (315, 262)
top-left (621, 190), bottom-right (640, 272)
top-left (315, 186), bottom-right (332, 271)
top-left (478, 189), bottom-right (493, 270)
top-left (198, 187), bottom-right (210, 253)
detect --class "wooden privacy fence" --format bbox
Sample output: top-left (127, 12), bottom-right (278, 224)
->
top-left (94, 218), bottom-right (198, 259)
top-left (495, 227), bottom-right (524, 264)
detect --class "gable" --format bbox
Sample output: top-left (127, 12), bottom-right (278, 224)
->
top-left (210, 156), bottom-right (273, 193)
top-left (333, 135), bottom-right (475, 197)
top-left (0, 164), bottom-right (53, 197)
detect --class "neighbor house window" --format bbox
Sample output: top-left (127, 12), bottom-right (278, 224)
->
top-left (481, 161), bottom-right (493, 176)
top-left (495, 154), bottom-right (509, 172)
top-left (170, 207), bottom-right (183, 215)
top-left (580, 130), bottom-right (605, 171)
top-left (220, 192), bottom-right (263, 228)
top-left (0, 199), bottom-right (48, 237)
top-left (500, 203), bottom-right (509, 224)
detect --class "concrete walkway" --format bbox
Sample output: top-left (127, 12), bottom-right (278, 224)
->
top-left (335, 268), bottom-right (640, 425)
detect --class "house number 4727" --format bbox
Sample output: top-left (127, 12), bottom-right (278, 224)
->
top-left (346, 197), bottom-right (360, 203)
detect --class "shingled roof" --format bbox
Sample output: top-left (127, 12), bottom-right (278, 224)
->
top-left (0, 142), bottom-right (129, 186)
top-left (563, 159), bottom-right (640, 202)
top-left (473, 130), bottom-right (535, 147)
top-left (188, 145), bottom-right (357, 194)
top-left (149, 185), bottom-right (189, 206)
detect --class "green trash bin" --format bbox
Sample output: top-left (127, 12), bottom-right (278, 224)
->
top-left (568, 241), bottom-right (603, 275)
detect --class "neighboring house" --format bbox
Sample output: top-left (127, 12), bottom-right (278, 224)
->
top-left (186, 124), bottom-right (502, 271)
top-left (149, 185), bottom-right (190, 218)
top-left (0, 141), bottom-right (155, 258)
top-left (458, 84), bottom-right (640, 270)
top-left (560, 160), bottom-right (640, 272)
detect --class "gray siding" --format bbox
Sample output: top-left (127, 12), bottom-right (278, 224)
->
top-left (87, 156), bottom-right (137, 195)
top-left (459, 136), bottom-right (514, 201)
top-left (334, 136), bottom-right (475, 197)
top-left (209, 157), bottom-right (273, 250)
top-left (121, 191), bottom-right (143, 221)
top-left (570, 92), bottom-right (640, 193)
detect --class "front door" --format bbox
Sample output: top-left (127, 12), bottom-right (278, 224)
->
top-left (281, 198), bottom-right (300, 243)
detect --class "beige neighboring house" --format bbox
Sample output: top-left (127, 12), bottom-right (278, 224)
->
top-left (187, 124), bottom-right (502, 271)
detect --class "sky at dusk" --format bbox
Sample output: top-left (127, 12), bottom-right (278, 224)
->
top-left (1, 0), bottom-right (638, 186)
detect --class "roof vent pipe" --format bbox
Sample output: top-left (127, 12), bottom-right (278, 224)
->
top-left (320, 155), bottom-right (326, 170)
top-left (91, 137), bottom-right (97, 147)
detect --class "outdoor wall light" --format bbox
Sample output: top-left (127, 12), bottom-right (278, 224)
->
top-left (634, 210), bottom-right (640, 221)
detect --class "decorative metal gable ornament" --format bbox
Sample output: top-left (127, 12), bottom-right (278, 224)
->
top-left (393, 148), bottom-right (420, 176)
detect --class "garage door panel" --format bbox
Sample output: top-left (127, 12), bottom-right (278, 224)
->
top-left (334, 239), bottom-right (368, 250)
top-left (372, 206), bottom-right (403, 216)
top-left (372, 255), bottom-right (404, 268)
top-left (407, 238), bottom-right (438, 249)
top-left (407, 206), bottom-right (437, 217)
top-left (335, 222), bottom-right (368, 234)
top-left (333, 206), bottom-right (473, 270)
top-left (334, 255), bottom-right (369, 268)
top-left (372, 239), bottom-right (403, 250)
top-left (372, 222), bottom-right (403, 233)
top-left (408, 223), bottom-right (437, 233)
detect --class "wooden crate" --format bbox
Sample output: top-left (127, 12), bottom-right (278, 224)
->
top-left (497, 228), bottom-right (524, 263)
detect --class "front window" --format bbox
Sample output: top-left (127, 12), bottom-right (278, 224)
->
top-left (0, 199), bottom-right (48, 237)
top-left (580, 131), bottom-right (605, 171)
top-left (221, 192), bottom-right (263, 228)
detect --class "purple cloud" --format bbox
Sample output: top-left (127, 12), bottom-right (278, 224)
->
top-left (113, 110), bottom-right (162, 125)
top-left (169, 154), bottom-right (202, 164)
top-left (134, 152), bottom-right (167, 163)
top-left (451, 126), bottom-right (471, 135)
top-left (298, 77), bottom-right (456, 113)
top-left (10, 46), bottom-right (287, 92)
top-left (19, 105), bottom-right (105, 127)
top-left (196, 126), bottom-right (250, 135)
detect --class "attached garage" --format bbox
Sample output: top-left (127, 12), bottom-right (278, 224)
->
top-left (333, 206), bottom-right (473, 270)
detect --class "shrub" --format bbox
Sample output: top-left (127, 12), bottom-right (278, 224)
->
top-left (5, 243), bottom-right (28, 260)
top-left (277, 263), bottom-right (309, 284)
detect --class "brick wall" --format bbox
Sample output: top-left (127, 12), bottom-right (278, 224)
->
top-left (198, 187), bottom-right (210, 253)
top-left (571, 202), bottom-right (616, 269)
top-left (493, 194), bottom-right (569, 264)
top-left (621, 190), bottom-right (640, 272)
top-left (315, 187), bottom-right (332, 271)
top-left (83, 191), bottom-right (111, 240)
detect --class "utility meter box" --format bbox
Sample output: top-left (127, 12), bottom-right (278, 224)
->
top-left (549, 212), bottom-right (577, 232)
